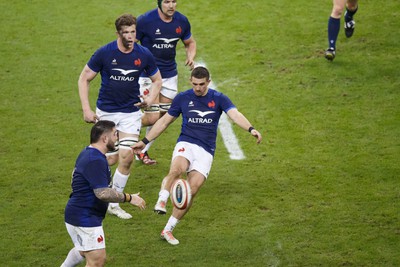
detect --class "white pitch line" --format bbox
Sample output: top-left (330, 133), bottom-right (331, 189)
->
top-left (210, 81), bottom-right (245, 160)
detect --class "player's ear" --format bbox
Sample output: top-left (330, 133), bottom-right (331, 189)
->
top-left (102, 133), bottom-right (109, 144)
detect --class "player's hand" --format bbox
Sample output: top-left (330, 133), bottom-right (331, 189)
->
top-left (83, 110), bottom-right (98, 123)
top-left (185, 59), bottom-right (195, 70)
top-left (130, 193), bottom-right (146, 210)
top-left (134, 101), bottom-right (149, 109)
top-left (130, 142), bottom-right (145, 155)
top-left (250, 129), bottom-right (262, 144)
top-left (134, 94), bottom-right (149, 109)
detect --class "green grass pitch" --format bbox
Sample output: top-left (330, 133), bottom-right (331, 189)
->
top-left (0, 0), bottom-right (399, 266)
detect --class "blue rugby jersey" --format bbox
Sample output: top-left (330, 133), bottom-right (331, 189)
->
top-left (168, 89), bottom-right (236, 156)
top-left (64, 146), bottom-right (111, 227)
top-left (87, 41), bottom-right (159, 113)
top-left (136, 8), bottom-right (192, 78)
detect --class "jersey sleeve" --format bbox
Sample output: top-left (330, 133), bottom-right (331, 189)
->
top-left (219, 93), bottom-right (236, 113)
top-left (168, 93), bottom-right (183, 117)
top-left (182, 18), bottom-right (192, 41)
top-left (87, 47), bottom-right (104, 73)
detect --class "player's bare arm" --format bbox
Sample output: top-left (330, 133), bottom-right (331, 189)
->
top-left (183, 36), bottom-right (196, 69)
top-left (226, 108), bottom-right (262, 144)
top-left (94, 187), bottom-right (125, 202)
top-left (131, 113), bottom-right (177, 154)
top-left (94, 188), bottom-right (146, 210)
top-left (78, 65), bottom-right (99, 123)
top-left (147, 70), bottom-right (163, 105)
top-left (145, 113), bottom-right (176, 141)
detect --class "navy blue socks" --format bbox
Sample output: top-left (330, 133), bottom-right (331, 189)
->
top-left (345, 7), bottom-right (358, 22)
top-left (328, 16), bottom-right (340, 49)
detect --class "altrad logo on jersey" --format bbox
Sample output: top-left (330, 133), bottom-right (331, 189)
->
top-left (110, 68), bottom-right (138, 82)
top-left (153, 38), bottom-right (180, 49)
top-left (188, 110), bottom-right (216, 124)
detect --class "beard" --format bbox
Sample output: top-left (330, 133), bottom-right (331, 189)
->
top-left (106, 140), bottom-right (117, 152)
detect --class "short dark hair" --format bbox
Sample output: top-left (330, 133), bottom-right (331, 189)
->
top-left (191, 66), bottom-right (210, 80)
top-left (115, 14), bottom-right (137, 32)
top-left (90, 120), bottom-right (115, 144)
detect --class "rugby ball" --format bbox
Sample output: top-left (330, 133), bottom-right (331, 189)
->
top-left (170, 179), bottom-right (192, 209)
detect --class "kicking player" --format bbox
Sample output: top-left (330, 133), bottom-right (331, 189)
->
top-left (131, 67), bottom-right (262, 245)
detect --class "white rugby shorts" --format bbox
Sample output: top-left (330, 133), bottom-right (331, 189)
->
top-left (139, 75), bottom-right (178, 100)
top-left (96, 108), bottom-right (142, 135)
top-left (65, 223), bottom-right (106, 251)
top-left (172, 141), bottom-right (214, 179)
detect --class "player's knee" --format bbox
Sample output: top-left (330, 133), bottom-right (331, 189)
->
top-left (95, 253), bottom-right (107, 267)
top-left (118, 138), bottom-right (137, 162)
top-left (98, 253), bottom-right (106, 266)
top-left (332, 6), bottom-right (345, 17)
top-left (100, 250), bottom-right (107, 265)
top-left (118, 154), bottom-right (133, 171)
top-left (85, 250), bottom-right (106, 267)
